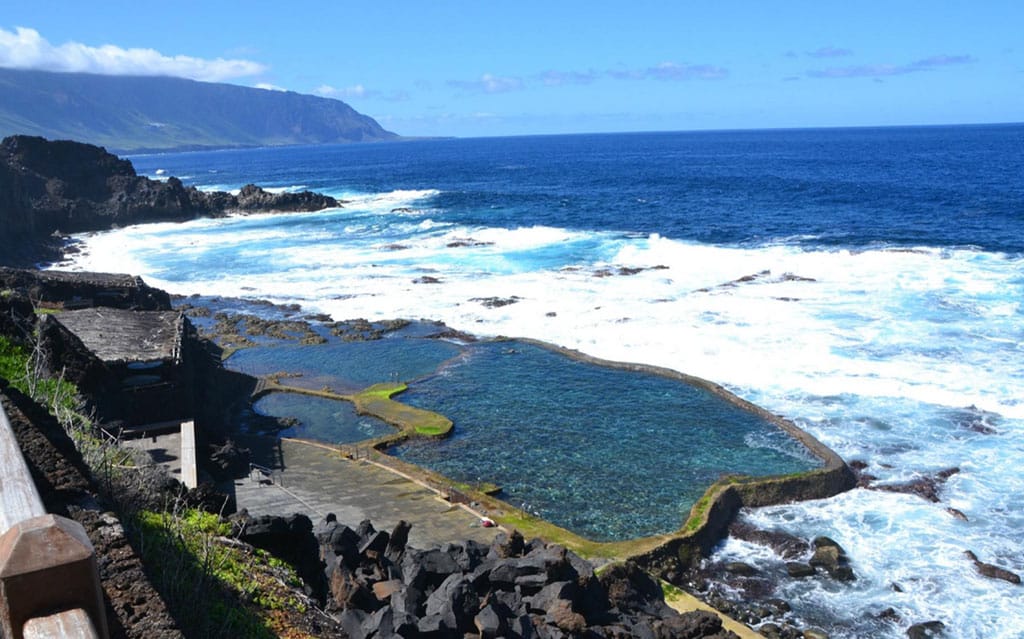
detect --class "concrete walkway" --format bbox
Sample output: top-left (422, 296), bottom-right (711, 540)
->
top-left (224, 436), bottom-right (501, 549)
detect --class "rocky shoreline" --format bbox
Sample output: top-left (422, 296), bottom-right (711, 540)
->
top-left (0, 135), bottom-right (341, 266)
top-left (233, 511), bottom-right (742, 639)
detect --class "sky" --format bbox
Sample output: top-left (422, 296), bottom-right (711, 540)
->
top-left (1, 1), bottom-right (1021, 138)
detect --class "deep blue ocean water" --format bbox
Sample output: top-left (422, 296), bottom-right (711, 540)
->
top-left (59, 124), bottom-right (1024, 638)
top-left (130, 124), bottom-right (1024, 253)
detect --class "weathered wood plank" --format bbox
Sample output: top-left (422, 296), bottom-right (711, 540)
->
top-left (0, 405), bottom-right (45, 534)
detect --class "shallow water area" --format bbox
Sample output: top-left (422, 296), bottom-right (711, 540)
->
top-left (227, 333), bottom-right (461, 393)
top-left (252, 392), bottom-right (394, 442)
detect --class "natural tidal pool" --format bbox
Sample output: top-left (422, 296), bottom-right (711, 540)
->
top-left (390, 341), bottom-right (819, 542)
top-left (222, 316), bottom-right (820, 542)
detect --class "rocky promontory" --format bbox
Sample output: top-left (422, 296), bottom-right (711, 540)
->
top-left (0, 135), bottom-right (339, 265)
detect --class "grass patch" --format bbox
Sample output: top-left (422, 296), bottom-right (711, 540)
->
top-left (683, 492), bottom-right (714, 534)
top-left (661, 580), bottom-right (686, 600)
top-left (0, 335), bottom-right (84, 429)
top-left (133, 508), bottom-right (308, 639)
top-left (350, 382), bottom-right (452, 438)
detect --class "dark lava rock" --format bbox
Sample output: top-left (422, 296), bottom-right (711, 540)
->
top-left (809, 536), bottom-right (856, 582)
top-left (873, 467), bottom-right (960, 503)
top-left (724, 562), bottom-right (759, 576)
top-left (387, 520), bottom-right (412, 561)
top-left (0, 287), bottom-right (35, 338)
top-left (946, 507), bottom-right (969, 521)
top-left (446, 237), bottom-right (495, 248)
top-left (471, 295), bottom-right (522, 308)
top-left (0, 135), bottom-right (338, 264)
top-left (235, 183), bottom-right (337, 212)
top-left (307, 515), bottom-right (738, 639)
top-left (474, 602), bottom-right (509, 638)
top-left (599, 560), bottom-right (669, 617)
top-left (964, 550), bottom-right (1022, 585)
top-left (785, 562), bottom-right (816, 578)
top-left (424, 573), bottom-right (479, 633)
top-left (728, 520), bottom-right (810, 559)
top-left (907, 620), bottom-right (946, 638)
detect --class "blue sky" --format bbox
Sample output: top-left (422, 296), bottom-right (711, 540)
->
top-left (1, 1), bottom-right (1021, 137)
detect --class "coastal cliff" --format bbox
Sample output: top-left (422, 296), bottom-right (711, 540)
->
top-left (0, 68), bottom-right (397, 153)
top-left (0, 135), bottom-right (339, 265)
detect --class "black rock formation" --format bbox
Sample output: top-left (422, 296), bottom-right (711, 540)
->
top-left (234, 514), bottom-right (742, 638)
top-left (0, 135), bottom-right (339, 265)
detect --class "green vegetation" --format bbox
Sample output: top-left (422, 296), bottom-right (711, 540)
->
top-left (352, 382), bottom-right (453, 437)
top-left (661, 580), bottom-right (686, 600)
top-left (133, 508), bottom-right (307, 638)
top-left (683, 492), bottom-right (715, 534)
top-left (0, 334), bottom-right (84, 431)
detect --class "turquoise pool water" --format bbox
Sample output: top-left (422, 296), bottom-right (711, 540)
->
top-left (390, 342), bottom-right (818, 541)
top-left (228, 335), bottom-right (461, 392)
top-left (252, 392), bottom-right (395, 443)
top-left (227, 325), bottom-right (818, 541)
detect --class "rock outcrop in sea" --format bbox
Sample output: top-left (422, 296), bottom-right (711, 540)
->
top-left (0, 135), bottom-right (339, 265)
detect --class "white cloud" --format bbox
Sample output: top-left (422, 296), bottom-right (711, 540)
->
top-left (609, 62), bottom-right (728, 81)
top-left (0, 26), bottom-right (266, 82)
top-left (807, 46), bottom-right (853, 58)
top-left (254, 82), bottom-right (286, 92)
top-left (538, 69), bottom-right (599, 86)
top-left (315, 83), bottom-right (373, 98)
top-left (808, 54), bottom-right (976, 79)
top-left (448, 73), bottom-right (524, 94)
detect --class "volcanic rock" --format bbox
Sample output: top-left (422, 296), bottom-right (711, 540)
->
top-left (964, 550), bottom-right (1021, 585)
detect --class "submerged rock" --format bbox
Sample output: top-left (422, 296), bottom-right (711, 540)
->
top-left (809, 536), bottom-right (856, 582)
top-left (872, 467), bottom-right (960, 503)
top-left (728, 520), bottom-right (810, 559)
top-left (964, 550), bottom-right (1022, 585)
top-left (907, 620), bottom-right (946, 638)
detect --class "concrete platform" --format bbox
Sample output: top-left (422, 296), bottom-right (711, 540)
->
top-left (121, 431), bottom-right (184, 483)
top-left (226, 437), bottom-right (501, 549)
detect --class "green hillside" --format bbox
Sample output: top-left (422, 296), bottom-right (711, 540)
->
top-left (0, 68), bottom-right (397, 152)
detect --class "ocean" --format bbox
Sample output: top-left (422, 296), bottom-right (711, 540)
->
top-left (60, 124), bottom-right (1024, 637)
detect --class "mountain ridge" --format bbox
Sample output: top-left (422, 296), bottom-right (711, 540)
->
top-left (0, 68), bottom-right (397, 153)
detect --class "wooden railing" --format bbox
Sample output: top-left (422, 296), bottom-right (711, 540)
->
top-left (0, 403), bottom-right (108, 639)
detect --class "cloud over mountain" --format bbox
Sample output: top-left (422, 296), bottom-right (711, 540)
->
top-left (0, 26), bottom-right (265, 82)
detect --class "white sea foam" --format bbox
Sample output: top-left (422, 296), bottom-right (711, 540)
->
top-left (54, 205), bottom-right (1024, 638)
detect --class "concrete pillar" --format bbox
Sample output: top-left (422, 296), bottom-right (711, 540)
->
top-left (180, 420), bottom-right (198, 489)
top-left (0, 514), bottom-right (108, 639)
top-left (23, 607), bottom-right (98, 638)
